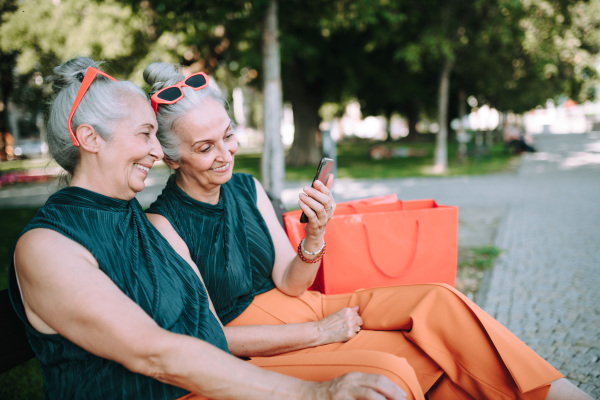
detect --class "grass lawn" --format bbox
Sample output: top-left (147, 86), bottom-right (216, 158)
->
top-left (0, 136), bottom-right (516, 398)
top-left (233, 137), bottom-right (517, 181)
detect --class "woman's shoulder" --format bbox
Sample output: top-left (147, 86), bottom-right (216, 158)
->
top-left (227, 173), bottom-right (258, 199)
top-left (229, 172), bottom-right (256, 188)
top-left (146, 175), bottom-right (179, 215)
top-left (14, 226), bottom-right (99, 289)
top-left (17, 226), bottom-right (66, 246)
top-left (17, 226), bottom-right (88, 256)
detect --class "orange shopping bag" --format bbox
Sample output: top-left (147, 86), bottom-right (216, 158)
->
top-left (283, 194), bottom-right (399, 246)
top-left (283, 198), bottom-right (458, 294)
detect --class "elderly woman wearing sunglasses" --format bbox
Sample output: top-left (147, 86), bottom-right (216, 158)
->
top-left (144, 61), bottom-right (592, 400)
top-left (8, 57), bottom-right (416, 400)
top-left (144, 63), bottom-right (589, 400)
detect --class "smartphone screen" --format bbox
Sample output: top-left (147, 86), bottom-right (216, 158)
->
top-left (300, 157), bottom-right (334, 223)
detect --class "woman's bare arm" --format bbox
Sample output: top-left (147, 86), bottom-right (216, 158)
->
top-left (254, 177), bottom-right (333, 296)
top-left (13, 228), bottom-right (400, 400)
top-left (223, 305), bottom-right (363, 357)
top-left (146, 212), bottom-right (363, 357)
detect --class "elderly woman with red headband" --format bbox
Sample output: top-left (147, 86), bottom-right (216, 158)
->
top-left (9, 56), bottom-right (414, 400)
top-left (144, 61), bottom-right (592, 400)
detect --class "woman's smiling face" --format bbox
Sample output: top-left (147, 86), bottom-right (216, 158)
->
top-left (168, 99), bottom-right (238, 197)
top-left (99, 94), bottom-right (163, 199)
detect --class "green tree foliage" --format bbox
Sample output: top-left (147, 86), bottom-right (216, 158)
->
top-left (278, 0), bottom-right (427, 165)
top-left (125, 0), bottom-right (268, 89)
top-left (0, 0), bottom-right (152, 82)
top-left (455, 0), bottom-right (599, 113)
top-left (1, 0), bottom-right (599, 166)
top-left (0, 0), bottom-right (18, 136)
top-left (515, 0), bottom-right (599, 106)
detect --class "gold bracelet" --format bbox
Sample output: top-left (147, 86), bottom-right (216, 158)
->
top-left (297, 240), bottom-right (326, 263)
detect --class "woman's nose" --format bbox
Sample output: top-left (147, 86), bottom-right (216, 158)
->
top-left (150, 134), bottom-right (164, 161)
top-left (217, 140), bottom-right (236, 161)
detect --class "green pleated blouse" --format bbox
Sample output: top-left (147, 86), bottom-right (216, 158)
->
top-left (8, 186), bottom-right (229, 400)
top-left (146, 173), bottom-right (276, 325)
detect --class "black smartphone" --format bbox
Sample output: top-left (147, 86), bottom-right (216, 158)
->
top-left (300, 157), bottom-right (334, 223)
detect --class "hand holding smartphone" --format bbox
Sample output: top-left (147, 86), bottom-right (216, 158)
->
top-left (300, 157), bottom-right (334, 223)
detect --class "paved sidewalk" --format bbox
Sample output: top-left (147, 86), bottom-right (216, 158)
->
top-left (478, 134), bottom-right (600, 396)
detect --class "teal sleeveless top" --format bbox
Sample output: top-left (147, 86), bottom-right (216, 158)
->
top-left (146, 173), bottom-right (276, 325)
top-left (8, 186), bottom-right (229, 400)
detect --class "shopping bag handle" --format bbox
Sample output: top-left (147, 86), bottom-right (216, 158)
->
top-left (343, 201), bottom-right (405, 213)
top-left (362, 220), bottom-right (419, 278)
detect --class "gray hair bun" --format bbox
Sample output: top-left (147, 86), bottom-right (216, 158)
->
top-left (143, 62), bottom-right (185, 96)
top-left (142, 62), bottom-right (227, 163)
top-left (47, 57), bottom-right (100, 96)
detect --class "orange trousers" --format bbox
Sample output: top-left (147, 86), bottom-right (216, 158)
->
top-left (181, 283), bottom-right (563, 400)
top-left (178, 351), bottom-right (423, 399)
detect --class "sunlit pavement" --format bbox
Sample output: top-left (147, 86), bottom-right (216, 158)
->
top-left (1, 133), bottom-right (599, 395)
top-left (478, 133), bottom-right (600, 396)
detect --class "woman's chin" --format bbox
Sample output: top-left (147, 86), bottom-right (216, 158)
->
top-left (127, 181), bottom-right (147, 198)
top-left (210, 168), bottom-right (233, 183)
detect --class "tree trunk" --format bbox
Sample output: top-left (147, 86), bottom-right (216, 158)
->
top-left (284, 63), bottom-right (323, 167)
top-left (433, 58), bottom-right (453, 174)
top-left (384, 109), bottom-right (393, 142)
top-left (0, 52), bottom-right (16, 136)
top-left (403, 101), bottom-right (420, 142)
top-left (260, 0), bottom-right (284, 200)
top-left (456, 89), bottom-right (468, 162)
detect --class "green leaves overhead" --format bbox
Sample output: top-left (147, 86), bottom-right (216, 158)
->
top-left (1, 0), bottom-right (599, 119)
top-left (0, 0), bottom-right (147, 79)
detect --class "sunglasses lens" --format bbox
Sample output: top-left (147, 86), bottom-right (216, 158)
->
top-left (185, 74), bottom-right (207, 88)
top-left (157, 86), bottom-right (183, 102)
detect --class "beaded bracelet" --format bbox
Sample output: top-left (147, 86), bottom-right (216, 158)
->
top-left (297, 238), bottom-right (326, 263)
top-left (300, 237), bottom-right (325, 255)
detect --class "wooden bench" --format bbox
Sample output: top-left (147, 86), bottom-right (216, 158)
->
top-left (0, 288), bottom-right (35, 373)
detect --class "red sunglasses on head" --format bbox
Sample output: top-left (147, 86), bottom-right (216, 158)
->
top-left (150, 72), bottom-right (209, 114)
top-left (67, 66), bottom-right (117, 147)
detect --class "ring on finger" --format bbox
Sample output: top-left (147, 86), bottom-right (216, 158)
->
top-left (355, 326), bottom-right (361, 334)
top-left (325, 205), bottom-right (333, 211)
